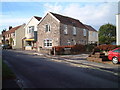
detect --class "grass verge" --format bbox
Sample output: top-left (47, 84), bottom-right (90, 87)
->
top-left (2, 62), bottom-right (16, 80)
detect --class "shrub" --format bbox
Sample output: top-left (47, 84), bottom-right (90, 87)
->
top-left (85, 44), bottom-right (96, 52)
top-left (95, 45), bottom-right (119, 52)
top-left (71, 44), bottom-right (85, 52)
top-left (52, 44), bottom-right (85, 55)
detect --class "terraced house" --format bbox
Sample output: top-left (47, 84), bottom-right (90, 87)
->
top-left (85, 25), bottom-right (98, 44)
top-left (37, 12), bottom-right (88, 49)
top-left (2, 24), bottom-right (25, 49)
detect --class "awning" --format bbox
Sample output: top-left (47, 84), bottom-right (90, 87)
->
top-left (25, 39), bottom-right (35, 41)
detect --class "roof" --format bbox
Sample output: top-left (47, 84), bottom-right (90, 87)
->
top-left (84, 25), bottom-right (97, 32)
top-left (2, 25), bottom-right (22, 36)
top-left (34, 16), bottom-right (42, 21)
top-left (50, 12), bottom-right (87, 29)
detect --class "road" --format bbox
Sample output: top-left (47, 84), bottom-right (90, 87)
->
top-left (2, 50), bottom-right (119, 88)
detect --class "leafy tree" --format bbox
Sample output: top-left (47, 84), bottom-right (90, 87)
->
top-left (99, 23), bottom-right (116, 44)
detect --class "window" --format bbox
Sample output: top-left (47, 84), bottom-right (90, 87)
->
top-left (13, 32), bottom-right (15, 36)
top-left (67, 39), bottom-right (71, 45)
top-left (44, 39), bottom-right (52, 47)
top-left (64, 25), bottom-right (68, 34)
top-left (83, 29), bottom-right (87, 36)
top-left (28, 26), bottom-right (34, 33)
top-left (73, 39), bottom-right (76, 45)
top-left (73, 27), bottom-right (77, 35)
top-left (45, 24), bottom-right (51, 32)
top-left (113, 49), bottom-right (120, 53)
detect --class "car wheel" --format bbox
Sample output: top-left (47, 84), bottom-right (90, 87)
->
top-left (112, 57), bottom-right (119, 64)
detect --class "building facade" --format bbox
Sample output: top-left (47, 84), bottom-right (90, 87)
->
top-left (37, 12), bottom-right (88, 49)
top-left (24, 16), bottom-right (42, 50)
top-left (85, 25), bottom-right (98, 44)
top-left (2, 24), bottom-right (25, 49)
top-left (116, 14), bottom-right (120, 45)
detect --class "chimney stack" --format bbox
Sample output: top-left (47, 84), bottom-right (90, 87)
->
top-left (9, 26), bottom-right (12, 30)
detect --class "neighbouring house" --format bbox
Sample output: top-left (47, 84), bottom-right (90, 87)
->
top-left (2, 24), bottom-right (25, 49)
top-left (116, 14), bottom-right (120, 45)
top-left (85, 25), bottom-right (98, 44)
top-left (23, 16), bottom-right (42, 50)
top-left (37, 12), bottom-right (88, 50)
top-left (116, 1), bottom-right (120, 45)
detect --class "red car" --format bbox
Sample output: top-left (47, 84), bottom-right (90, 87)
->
top-left (108, 48), bottom-right (120, 64)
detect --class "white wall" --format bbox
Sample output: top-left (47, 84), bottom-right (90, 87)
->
top-left (88, 31), bottom-right (98, 44)
top-left (116, 14), bottom-right (120, 45)
top-left (25, 17), bottom-right (40, 39)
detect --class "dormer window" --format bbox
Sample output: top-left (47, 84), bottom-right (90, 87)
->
top-left (45, 24), bottom-right (51, 32)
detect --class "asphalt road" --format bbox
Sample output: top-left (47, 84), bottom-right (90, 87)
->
top-left (2, 50), bottom-right (119, 88)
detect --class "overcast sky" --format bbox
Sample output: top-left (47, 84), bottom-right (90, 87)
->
top-left (0, 0), bottom-right (119, 33)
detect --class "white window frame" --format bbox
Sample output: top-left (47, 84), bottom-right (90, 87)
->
top-left (45, 24), bottom-right (51, 32)
top-left (44, 39), bottom-right (52, 47)
top-left (28, 26), bottom-right (34, 33)
top-left (67, 39), bottom-right (71, 45)
top-left (64, 25), bottom-right (68, 34)
top-left (83, 29), bottom-right (87, 36)
top-left (73, 27), bottom-right (77, 35)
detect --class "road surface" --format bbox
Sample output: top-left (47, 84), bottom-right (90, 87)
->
top-left (2, 50), bottom-right (119, 88)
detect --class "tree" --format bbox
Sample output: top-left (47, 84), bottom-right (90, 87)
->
top-left (99, 23), bottom-right (116, 44)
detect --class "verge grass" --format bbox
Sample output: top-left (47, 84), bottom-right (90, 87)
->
top-left (2, 62), bottom-right (16, 80)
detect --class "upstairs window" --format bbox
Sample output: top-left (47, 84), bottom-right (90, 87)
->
top-left (83, 29), bottom-right (87, 36)
top-left (28, 26), bottom-right (34, 33)
top-left (64, 25), bottom-right (68, 34)
top-left (45, 24), bottom-right (51, 32)
top-left (73, 27), bottom-right (77, 35)
top-left (13, 32), bottom-right (15, 36)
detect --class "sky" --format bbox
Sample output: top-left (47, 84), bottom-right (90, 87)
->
top-left (0, 0), bottom-right (119, 33)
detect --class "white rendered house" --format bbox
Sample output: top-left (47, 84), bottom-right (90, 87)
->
top-left (116, 14), bottom-right (120, 45)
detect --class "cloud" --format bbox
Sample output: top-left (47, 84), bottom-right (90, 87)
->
top-left (0, 16), bottom-right (29, 30)
top-left (44, 2), bottom-right (118, 30)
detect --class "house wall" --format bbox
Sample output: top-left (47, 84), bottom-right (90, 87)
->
top-left (12, 24), bottom-right (25, 49)
top-left (116, 14), bottom-right (120, 45)
top-left (60, 23), bottom-right (88, 46)
top-left (25, 17), bottom-right (39, 39)
top-left (0, 35), bottom-right (2, 45)
top-left (37, 13), bottom-right (60, 49)
top-left (88, 31), bottom-right (98, 44)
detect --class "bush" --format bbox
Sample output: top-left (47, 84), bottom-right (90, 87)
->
top-left (96, 45), bottom-right (118, 51)
top-left (52, 44), bottom-right (85, 55)
top-left (71, 44), bottom-right (85, 52)
top-left (85, 44), bottom-right (97, 52)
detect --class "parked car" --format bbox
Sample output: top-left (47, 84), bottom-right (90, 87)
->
top-left (1, 44), bottom-right (12, 49)
top-left (108, 48), bottom-right (120, 64)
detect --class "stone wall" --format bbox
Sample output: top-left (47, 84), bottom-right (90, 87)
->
top-left (37, 13), bottom-right (60, 49)
top-left (60, 23), bottom-right (88, 46)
